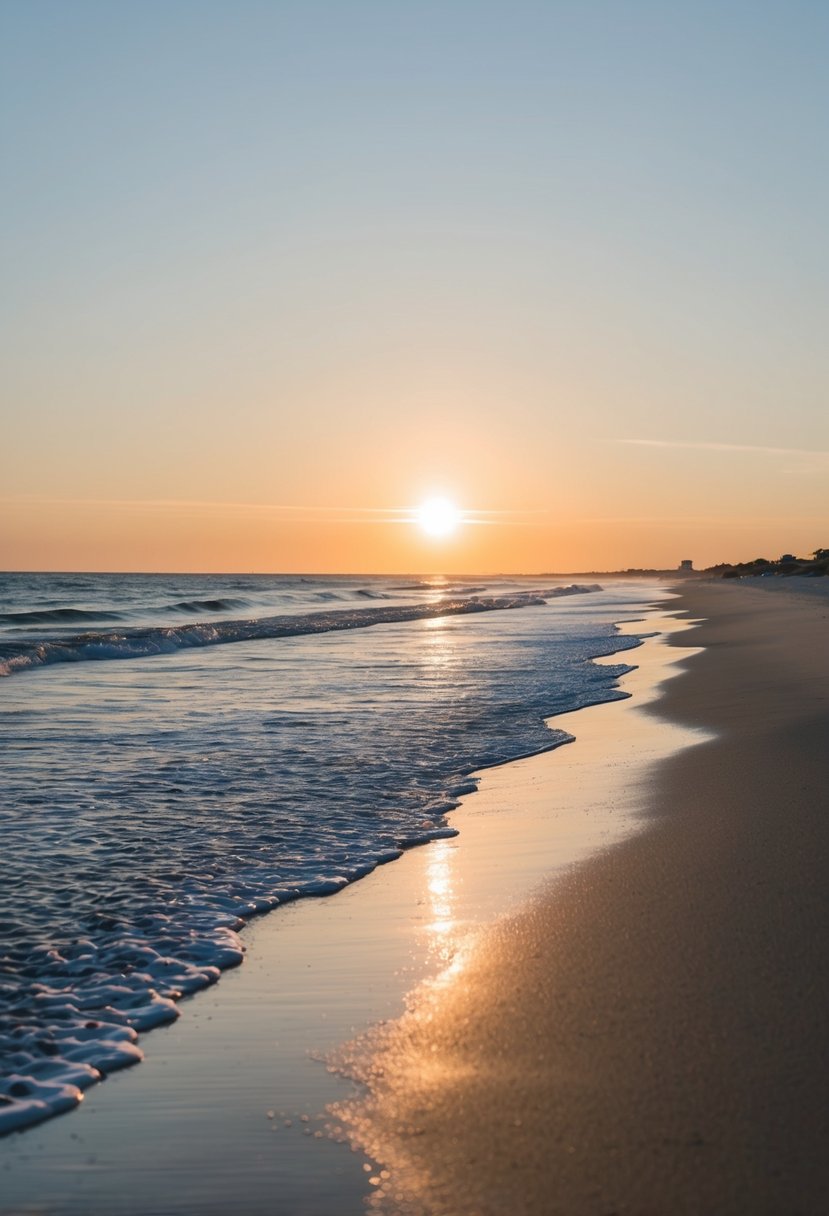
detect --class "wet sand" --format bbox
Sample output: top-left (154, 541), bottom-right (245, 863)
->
top-left (337, 581), bottom-right (829, 1215)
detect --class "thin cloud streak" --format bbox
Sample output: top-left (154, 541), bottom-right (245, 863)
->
top-left (618, 439), bottom-right (829, 459)
top-left (1, 496), bottom-right (537, 525)
top-left (4, 496), bottom-right (414, 514)
top-left (7, 496), bottom-right (826, 530)
top-left (576, 514), bottom-right (829, 525)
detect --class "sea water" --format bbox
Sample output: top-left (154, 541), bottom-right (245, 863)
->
top-left (0, 572), bottom-right (658, 1134)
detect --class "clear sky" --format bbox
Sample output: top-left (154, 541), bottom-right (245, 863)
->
top-left (3, 0), bottom-right (827, 572)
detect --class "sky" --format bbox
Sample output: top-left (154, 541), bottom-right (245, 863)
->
top-left (2, 0), bottom-right (828, 573)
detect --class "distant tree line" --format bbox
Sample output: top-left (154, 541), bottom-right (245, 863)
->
top-left (706, 549), bottom-right (829, 579)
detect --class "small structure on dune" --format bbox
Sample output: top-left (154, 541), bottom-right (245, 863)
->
top-left (678, 559), bottom-right (694, 573)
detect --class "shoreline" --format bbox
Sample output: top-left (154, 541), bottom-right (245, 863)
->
top-left (335, 580), bottom-right (829, 1215)
top-left (0, 593), bottom-right (696, 1214)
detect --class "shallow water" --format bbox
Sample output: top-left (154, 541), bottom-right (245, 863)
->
top-left (0, 573), bottom-right (660, 1134)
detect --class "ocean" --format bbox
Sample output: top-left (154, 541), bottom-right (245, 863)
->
top-left (0, 572), bottom-right (660, 1135)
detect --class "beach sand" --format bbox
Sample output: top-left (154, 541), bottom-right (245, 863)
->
top-left (335, 580), bottom-right (829, 1215)
top-left (5, 581), bottom-right (826, 1215)
top-left (0, 596), bottom-right (698, 1215)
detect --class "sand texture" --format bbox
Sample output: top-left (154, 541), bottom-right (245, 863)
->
top-left (338, 582), bottom-right (829, 1215)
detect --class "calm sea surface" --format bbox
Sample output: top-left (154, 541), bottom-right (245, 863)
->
top-left (0, 572), bottom-right (662, 1133)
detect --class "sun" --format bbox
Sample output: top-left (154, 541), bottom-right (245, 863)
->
top-left (415, 497), bottom-right (462, 538)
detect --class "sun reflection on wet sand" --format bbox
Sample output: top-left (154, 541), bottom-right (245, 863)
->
top-left (419, 840), bottom-right (479, 990)
top-left (327, 611), bottom-right (712, 1214)
top-left (424, 842), bottom-right (454, 938)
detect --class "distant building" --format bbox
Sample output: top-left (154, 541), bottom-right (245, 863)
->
top-left (678, 559), bottom-right (694, 572)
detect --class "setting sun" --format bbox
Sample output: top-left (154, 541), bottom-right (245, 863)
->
top-left (415, 497), bottom-right (462, 538)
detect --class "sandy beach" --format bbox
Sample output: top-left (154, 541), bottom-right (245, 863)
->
top-left (1, 593), bottom-right (696, 1214)
top-left (337, 579), bottom-right (829, 1215)
top-left (3, 580), bottom-right (827, 1215)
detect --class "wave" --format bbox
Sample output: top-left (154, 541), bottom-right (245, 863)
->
top-left (546, 583), bottom-right (603, 597)
top-left (0, 607), bottom-right (124, 625)
top-left (164, 597), bottom-right (249, 614)
top-left (0, 589), bottom-right (599, 677)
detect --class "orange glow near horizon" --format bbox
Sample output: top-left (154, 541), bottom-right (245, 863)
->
top-left (2, 489), bottom-right (828, 575)
top-left (1, 454), bottom-right (826, 576)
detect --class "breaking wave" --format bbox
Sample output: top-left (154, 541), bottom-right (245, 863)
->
top-left (0, 592), bottom-right (599, 678)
